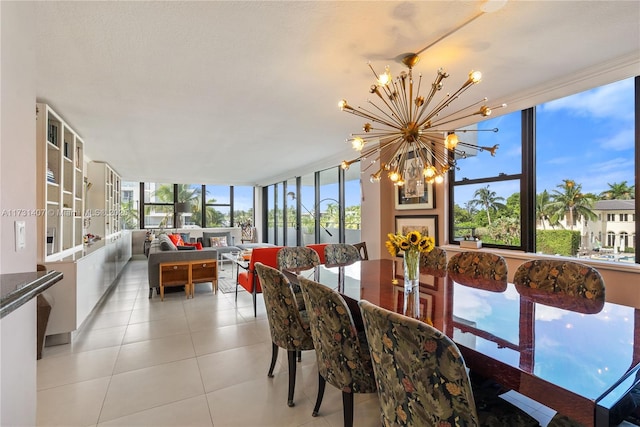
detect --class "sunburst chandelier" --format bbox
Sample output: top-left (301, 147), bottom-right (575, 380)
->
top-left (339, 53), bottom-right (506, 185)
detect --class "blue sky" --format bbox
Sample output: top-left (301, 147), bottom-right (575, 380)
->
top-left (454, 77), bottom-right (635, 206)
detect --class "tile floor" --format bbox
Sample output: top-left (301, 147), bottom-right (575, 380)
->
top-left (37, 259), bottom-right (563, 426)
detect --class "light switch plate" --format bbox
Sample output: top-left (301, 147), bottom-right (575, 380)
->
top-left (15, 220), bottom-right (26, 251)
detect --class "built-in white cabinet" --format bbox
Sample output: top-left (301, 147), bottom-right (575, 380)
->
top-left (87, 161), bottom-right (121, 241)
top-left (36, 103), bottom-right (85, 262)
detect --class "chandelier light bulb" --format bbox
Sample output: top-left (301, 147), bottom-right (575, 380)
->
top-left (338, 99), bottom-right (349, 110)
top-left (434, 175), bottom-right (444, 184)
top-left (469, 70), bottom-right (482, 83)
top-left (377, 66), bottom-right (392, 86)
top-left (424, 165), bottom-right (437, 178)
top-left (351, 137), bottom-right (365, 151)
top-left (445, 133), bottom-right (459, 149)
top-left (388, 171), bottom-right (400, 182)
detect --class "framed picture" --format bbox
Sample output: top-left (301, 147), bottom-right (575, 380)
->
top-left (394, 150), bottom-right (434, 210)
top-left (395, 215), bottom-right (439, 246)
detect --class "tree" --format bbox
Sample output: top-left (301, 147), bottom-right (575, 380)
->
top-left (469, 185), bottom-right (506, 226)
top-left (548, 179), bottom-right (597, 230)
top-left (535, 190), bottom-right (556, 229)
top-left (599, 181), bottom-right (635, 200)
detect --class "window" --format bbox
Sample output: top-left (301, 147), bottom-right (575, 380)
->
top-left (120, 182), bottom-right (138, 230)
top-left (451, 76), bottom-right (638, 263)
top-left (138, 183), bottom-right (253, 229)
top-left (344, 163), bottom-right (362, 244)
top-left (451, 111), bottom-right (522, 247)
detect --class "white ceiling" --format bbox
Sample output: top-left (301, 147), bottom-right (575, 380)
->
top-left (34, 1), bottom-right (640, 186)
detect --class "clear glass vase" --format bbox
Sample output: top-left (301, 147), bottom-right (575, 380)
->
top-left (403, 248), bottom-right (421, 320)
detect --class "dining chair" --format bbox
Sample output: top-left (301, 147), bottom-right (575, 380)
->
top-left (514, 258), bottom-right (606, 315)
top-left (324, 243), bottom-right (361, 265)
top-left (236, 246), bottom-right (284, 317)
top-left (298, 276), bottom-right (377, 427)
top-left (358, 300), bottom-right (541, 427)
top-left (254, 263), bottom-right (316, 408)
top-left (277, 245), bottom-right (321, 308)
top-left (306, 243), bottom-right (329, 264)
top-left (352, 242), bottom-right (369, 260)
top-left (514, 258), bottom-right (605, 427)
top-left (419, 246), bottom-right (447, 277)
top-left (447, 251), bottom-right (509, 292)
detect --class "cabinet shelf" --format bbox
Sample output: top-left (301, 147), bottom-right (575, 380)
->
top-left (37, 103), bottom-right (85, 262)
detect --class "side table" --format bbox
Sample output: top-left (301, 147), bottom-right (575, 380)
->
top-left (158, 259), bottom-right (218, 300)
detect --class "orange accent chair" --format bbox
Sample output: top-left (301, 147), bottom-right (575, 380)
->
top-left (306, 243), bottom-right (329, 264)
top-left (236, 246), bottom-right (284, 316)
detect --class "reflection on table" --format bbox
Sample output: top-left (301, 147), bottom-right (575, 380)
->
top-left (288, 259), bottom-right (640, 427)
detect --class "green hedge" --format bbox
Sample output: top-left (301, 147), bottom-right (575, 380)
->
top-left (536, 229), bottom-right (581, 256)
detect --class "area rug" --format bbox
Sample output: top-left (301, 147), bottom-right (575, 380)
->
top-left (218, 277), bottom-right (243, 294)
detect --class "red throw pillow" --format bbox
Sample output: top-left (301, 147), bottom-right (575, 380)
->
top-left (183, 242), bottom-right (203, 250)
top-left (168, 234), bottom-right (184, 246)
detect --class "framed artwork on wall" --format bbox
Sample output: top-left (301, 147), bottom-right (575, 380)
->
top-left (395, 215), bottom-right (439, 246)
top-left (394, 151), bottom-right (435, 210)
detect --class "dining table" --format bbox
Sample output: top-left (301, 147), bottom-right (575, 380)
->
top-left (285, 258), bottom-right (640, 427)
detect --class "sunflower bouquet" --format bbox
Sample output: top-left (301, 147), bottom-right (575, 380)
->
top-left (386, 230), bottom-right (435, 281)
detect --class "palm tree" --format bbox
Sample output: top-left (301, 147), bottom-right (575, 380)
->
top-left (535, 190), bottom-right (555, 229)
top-left (153, 184), bottom-right (202, 227)
top-left (548, 179), bottom-right (597, 230)
top-left (599, 181), bottom-right (635, 200)
top-left (469, 185), bottom-right (506, 225)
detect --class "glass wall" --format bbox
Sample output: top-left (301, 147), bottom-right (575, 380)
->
top-left (120, 181), bottom-right (139, 230)
top-left (142, 182), bottom-right (174, 229)
top-left (264, 162), bottom-right (362, 247)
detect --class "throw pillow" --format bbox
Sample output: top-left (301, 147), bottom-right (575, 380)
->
top-left (203, 232), bottom-right (232, 247)
top-left (158, 234), bottom-right (177, 251)
top-left (177, 246), bottom-right (196, 251)
top-left (183, 242), bottom-right (203, 250)
top-left (179, 232), bottom-right (191, 244)
top-left (168, 234), bottom-right (184, 246)
top-left (209, 236), bottom-right (228, 247)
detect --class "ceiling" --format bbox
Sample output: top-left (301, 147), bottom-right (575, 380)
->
top-left (34, 1), bottom-right (640, 186)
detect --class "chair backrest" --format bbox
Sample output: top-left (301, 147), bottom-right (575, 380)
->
top-left (324, 243), bottom-right (361, 265)
top-left (254, 263), bottom-right (314, 351)
top-left (277, 246), bottom-right (320, 273)
top-left (248, 246), bottom-right (283, 272)
top-left (513, 259), bottom-right (605, 313)
top-left (447, 251), bottom-right (508, 292)
top-left (306, 243), bottom-right (328, 264)
top-left (353, 242), bottom-right (369, 260)
top-left (358, 300), bottom-right (479, 427)
top-left (419, 246), bottom-right (447, 277)
top-left (298, 277), bottom-right (376, 394)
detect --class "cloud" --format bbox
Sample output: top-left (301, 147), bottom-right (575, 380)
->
top-left (539, 78), bottom-right (634, 122)
top-left (598, 128), bottom-right (634, 151)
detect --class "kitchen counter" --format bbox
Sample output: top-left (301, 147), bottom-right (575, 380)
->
top-left (0, 270), bottom-right (63, 319)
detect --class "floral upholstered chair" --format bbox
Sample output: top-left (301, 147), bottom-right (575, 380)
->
top-left (515, 258), bottom-right (605, 426)
top-left (254, 263), bottom-right (315, 408)
top-left (353, 242), bottom-right (369, 260)
top-left (277, 246), bottom-right (321, 273)
top-left (358, 300), bottom-right (540, 427)
top-left (324, 243), bottom-right (361, 266)
top-left (419, 246), bottom-right (447, 277)
top-left (306, 243), bottom-right (329, 264)
top-left (513, 259), bottom-right (605, 309)
top-left (298, 276), bottom-right (376, 427)
top-left (447, 251), bottom-right (509, 292)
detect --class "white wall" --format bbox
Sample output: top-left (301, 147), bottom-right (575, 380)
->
top-left (0, 1), bottom-right (37, 274)
top-left (0, 3), bottom-right (38, 426)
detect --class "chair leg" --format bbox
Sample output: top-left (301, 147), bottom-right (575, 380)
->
top-left (342, 391), bottom-right (354, 427)
top-left (287, 350), bottom-right (297, 407)
top-left (312, 373), bottom-right (326, 417)
top-left (268, 343), bottom-right (278, 378)
top-left (297, 350), bottom-right (302, 362)
top-left (253, 289), bottom-right (257, 317)
top-left (148, 287), bottom-right (153, 299)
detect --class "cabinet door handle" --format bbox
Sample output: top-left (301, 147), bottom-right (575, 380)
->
top-left (173, 266), bottom-right (178, 270)
top-left (202, 263), bottom-right (207, 267)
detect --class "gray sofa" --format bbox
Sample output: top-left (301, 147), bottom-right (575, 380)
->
top-left (147, 236), bottom-right (219, 298)
top-left (147, 233), bottom-right (274, 298)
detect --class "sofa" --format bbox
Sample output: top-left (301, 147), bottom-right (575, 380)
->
top-left (147, 233), bottom-right (275, 298)
top-left (147, 235), bottom-right (220, 298)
